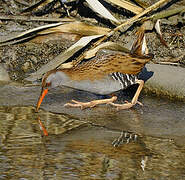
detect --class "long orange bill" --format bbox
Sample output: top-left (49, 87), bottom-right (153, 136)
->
top-left (36, 88), bottom-right (48, 112)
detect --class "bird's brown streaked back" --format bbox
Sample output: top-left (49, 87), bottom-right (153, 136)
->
top-left (61, 51), bottom-right (153, 81)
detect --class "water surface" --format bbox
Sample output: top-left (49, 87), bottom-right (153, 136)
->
top-left (0, 84), bottom-right (185, 179)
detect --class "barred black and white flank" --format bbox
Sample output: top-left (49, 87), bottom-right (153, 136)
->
top-left (111, 72), bottom-right (137, 90)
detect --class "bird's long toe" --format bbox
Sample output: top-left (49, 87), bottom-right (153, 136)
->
top-left (109, 100), bottom-right (143, 111)
top-left (64, 100), bottom-right (93, 109)
top-left (64, 96), bottom-right (117, 110)
top-left (109, 102), bottom-right (134, 110)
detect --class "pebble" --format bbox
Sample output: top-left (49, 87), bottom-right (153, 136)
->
top-left (21, 61), bottom-right (32, 72)
top-left (0, 64), bottom-right (10, 81)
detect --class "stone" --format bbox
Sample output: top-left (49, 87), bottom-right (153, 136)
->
top-left (22, 61), bottom-right (32, 72)
top-left (0, 64), bottom-right (10, 82)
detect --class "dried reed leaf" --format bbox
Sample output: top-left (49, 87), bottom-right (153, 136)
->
top-left (133, 0), bottom-right (149, 8)
top-left (155, 19), bottom-right (168, 47)
top-left (0, 22), bottom-right (64, 45)
top-left (107, 0), bottom-right (144, 14)
top-left (59, 62), bottom-right (73, 69)
top-left (84, 42), bottom-right (129, 59)
top-left (85, 0), bottom-right (120, 24)
top-left (38, 21), bottom-right (111, 36)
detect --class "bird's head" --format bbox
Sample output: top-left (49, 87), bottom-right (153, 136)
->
top-left (36, 69), bottom-right (62, 112)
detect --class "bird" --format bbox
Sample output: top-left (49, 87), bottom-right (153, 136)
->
top-left (36, 26), bottom-right (153, 112)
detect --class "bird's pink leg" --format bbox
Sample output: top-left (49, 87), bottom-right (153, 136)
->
top-left (109, 80), bottom-right (144, 110)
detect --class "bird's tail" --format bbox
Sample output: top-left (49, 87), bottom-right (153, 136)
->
top-left (130, 26), bottom-right (149, 57)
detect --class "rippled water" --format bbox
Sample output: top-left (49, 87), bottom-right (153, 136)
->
top-left (0, 101), bottom-right (185, 179)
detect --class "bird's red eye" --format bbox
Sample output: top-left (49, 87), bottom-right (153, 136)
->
top-left (46, 82), bottom-right (51, 87)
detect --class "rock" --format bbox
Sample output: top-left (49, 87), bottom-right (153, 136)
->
top-left (140, 64), bottom-right (185, 101)
top-left (21, 61), bottom-right (32, 72)
top-left (0, 64), bottom-right (10, 82)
